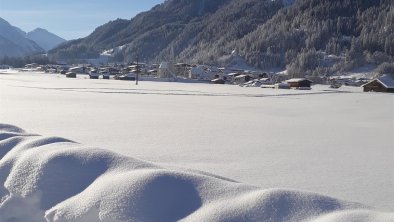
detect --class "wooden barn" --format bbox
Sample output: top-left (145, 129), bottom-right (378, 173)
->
top-left (286, 78), bottom-right (313, 88)
top-left (362, 75), bottom-right (394, 93)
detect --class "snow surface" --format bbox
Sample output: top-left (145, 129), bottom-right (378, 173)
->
top-left (0, 72), bottom-right (393, 220)
top-left (0, 123), bottom-right (393, 222)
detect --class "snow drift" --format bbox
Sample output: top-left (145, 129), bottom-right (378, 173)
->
top-left (0, 124), bottom-right (392, 222)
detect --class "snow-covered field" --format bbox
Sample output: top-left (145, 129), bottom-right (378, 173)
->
top-left (0, 72), bottom-right (393, 221)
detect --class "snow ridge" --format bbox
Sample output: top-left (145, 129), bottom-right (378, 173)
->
top-left (0, 124), bottom-right (393, 222)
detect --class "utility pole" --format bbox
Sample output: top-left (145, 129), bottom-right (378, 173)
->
top-left (135, 56), bottom-right (139, 85)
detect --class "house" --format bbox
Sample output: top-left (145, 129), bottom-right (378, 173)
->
top-left (108, 67), bottom-right (120, 75)
top-left (174, 63), bottom-right (192, 77)
top-left (286, 78), bottom-right (313, 88)
top-left (362, 75), bottom-right (394, 93)
top-left (128, 63), bottom-right (147, 74)
top-left (69, 67), bottom-right (85, 74)
top-left (66, 72), bottom-right (76, 78)
top-left (305, 76), bottom-right (326, 84)
top-left (24, 63), bottom-right (40, 69)
top-left (275, 82), bottom-right (290, 89)
top-left (211, 78), bottom-right (225, 84)
top-left (234, 74), bottom-right (252, 84)
top-left (189, 65), bottom-right (214, 80)
top-left (259, 78), bottom-right (271, 84)
top-left (226, 73), bottom-right (240, 83)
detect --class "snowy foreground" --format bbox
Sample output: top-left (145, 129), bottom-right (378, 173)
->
top-left (1, 124), bottom-right (393, 222)
top-left (0, 72), bottom-right (393, 221)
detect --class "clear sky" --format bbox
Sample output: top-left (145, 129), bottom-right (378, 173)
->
top-left (0, 0), bottom-right (165, 40)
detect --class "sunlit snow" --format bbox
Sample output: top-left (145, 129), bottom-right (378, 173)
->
top-left (0, 72), bottom-right (393, 221)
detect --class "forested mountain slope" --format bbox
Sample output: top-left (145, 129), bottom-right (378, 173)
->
top-left (49, 0), bottom-right (394, 75)
top-left (235, 0), bottom-right (394, 75)
top-left (49, 0), bottom-right (284, 62)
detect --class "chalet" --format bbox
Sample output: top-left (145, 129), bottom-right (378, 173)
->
top-left (24, 63), bottom-right (40, 69)
top-left (211, 78), bottom-right (225, 84)
top-left (174, 63), bottom-right (192, 77)
top-left (115, 73), bottom-right (136, 81)
top-left (126, 65), bottom-right (145, 76)
top-left (362, 75), bottom-right (394, 93)
top-left (108, 67), bottom-right (120, 75)
top-left (147, 69), bottom-right (158, 76)
top-left (275, 82), bottom-right (290, 89)
top-left (69, 67), bottom-right (85, 74)
top-left (66, 72), bottom-right (76, 78)
top-left (189, 65), bottom-right (215, 80)
top-left (226, 73), bottom-right (240, 82)
top-left (97, 67), bottom-right (110, 79)
top-left (88, 68), bottom-right (99, 79)
top-left (234, 74), bottom-right (252, 84)
top-left (245, 70), bottom-right (260, 79)
top-left (259, 78), bottom-right (271, 84)
top-left (286, 78), bottom-right (313, 88)
top-left (305, 76), bottom-right (326, 84)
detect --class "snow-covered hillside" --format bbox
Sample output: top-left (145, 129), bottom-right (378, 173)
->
top-left (0, 72), bottom-right (393, 221)
top-left (26, 28), bottom-right (66, 51)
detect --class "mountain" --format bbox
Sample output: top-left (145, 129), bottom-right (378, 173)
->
top-left (50, 0), bottom-right (284, 62)
top-left (235, 0), bottom-right (394, 76)
top-left (26, 28), bottom-right (66, 51)
top-left (49, 0), bottom-right (394, 76)
top-left (0, 18), bottom-right (44, 58)
top-left (283, 0), bottom-right (295, 6)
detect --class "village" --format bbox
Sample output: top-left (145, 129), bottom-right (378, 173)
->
top-left (14, 61), bottom-right (394, 93)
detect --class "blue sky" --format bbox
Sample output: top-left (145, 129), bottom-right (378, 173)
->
top-left (0, 0), bottom-right (164, 40)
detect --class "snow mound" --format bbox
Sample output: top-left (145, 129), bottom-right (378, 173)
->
top-left (0, 124), bottom-right (393, 222)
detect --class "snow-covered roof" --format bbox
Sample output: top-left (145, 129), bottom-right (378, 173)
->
top-left (174, 63), bottom-right (190, 67)
top-left (69, 67), bottom-right (82, 71)
top-left (286, 78), bottom-right (312, 83)
top-left (234, 74), bottom-right (249, 79)
top-left (377, 75), bottom-right (394, 88)
top-left (362, 74), bottom-right (394, 88)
